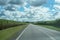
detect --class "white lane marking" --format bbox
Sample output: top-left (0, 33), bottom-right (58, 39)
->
top-left (16, 26), bottom-right (29, 40)
top-left (16, 24), bottom-right (56, 40)
top-left (36, 25), bottom-right (60, 33)
top-left (30, 25), bottom-right (56, 40)
top-left (38, 29), bottom-right (56, 40)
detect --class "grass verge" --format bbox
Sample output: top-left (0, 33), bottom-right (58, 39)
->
top-left (0, 25), bottom-right (27, 40)
top-left (40, 25), bottom-right (60, 31)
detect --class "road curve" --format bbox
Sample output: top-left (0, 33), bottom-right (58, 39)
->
top-left (16, 24), bottom-right (60, 40)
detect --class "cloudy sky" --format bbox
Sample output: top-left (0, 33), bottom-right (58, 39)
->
top-left (0, 0), bottom-right (60, 22)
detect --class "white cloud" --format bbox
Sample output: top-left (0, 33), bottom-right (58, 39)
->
top-left (0, 10), bottom-right (26, 21)
top-left (9, 0), bottom-right (24, 5)
top-left (54, 5), bottom-right (60, 9)
top-left (4, 5), bottom-right (17, 11)
top-left (0, 0), bottom-right (25, 6)
top-left (55, 12), bottom-right (60, 19)
top-left (23, 6), bottom-right (54, 21)
top-left (0, 0), bottom-right (10, 5)
top-left (53, 4), bottom-right (60, 20)
top-left (55, 0), bottom-right (60, 4)
top-left (27, 0), bottom-right (47, 6)
top-left (0, 0), bottom-right (60, 22)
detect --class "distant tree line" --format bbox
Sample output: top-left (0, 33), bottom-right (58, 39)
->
top-left (32, 19), bottom-right (60, 28)
top-left (0, 19), bottom-right (27, 30)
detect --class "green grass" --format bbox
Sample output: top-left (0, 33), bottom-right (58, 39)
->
top-left (40, 25), bottom-right (60, 31)
top-left (0, 25), bottom-right (27, 40)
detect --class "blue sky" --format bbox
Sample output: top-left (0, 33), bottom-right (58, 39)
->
top-left (0, 0), bottom-right (60, 22)
top-left (43, 0), bottom-right (55, 9)
top-left (19, 0), bottom-right (55, 12)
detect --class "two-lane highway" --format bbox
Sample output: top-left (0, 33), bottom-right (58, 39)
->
top-left (16, 24), bottom-right (60, 40)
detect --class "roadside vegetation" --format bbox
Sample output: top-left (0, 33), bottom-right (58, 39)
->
top-left (40, 25), bottom-right (60, 31)
top-left (32, 19), bottom-right (60, 31)
top-left (0, 25), bottom-right (27, 40)
top-left (0, 19), bottom-right (28, 40)
top-left (0, 19), bottom-right (27, 30)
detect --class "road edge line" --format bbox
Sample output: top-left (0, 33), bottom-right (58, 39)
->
top-left (16, 25), bottom-right (29, 40)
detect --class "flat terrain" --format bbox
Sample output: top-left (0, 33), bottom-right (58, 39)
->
top-left (16, 24), bottom-right (60, 40)
top-left (39, 25), bottom-right (60, 31)
top-left (0, 25), bottom-right (27, 40)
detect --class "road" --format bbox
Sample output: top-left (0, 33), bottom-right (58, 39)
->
top-left (16, 24), bottom-right (60, 40)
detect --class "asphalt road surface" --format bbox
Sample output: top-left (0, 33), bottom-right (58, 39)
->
top-left (16, 24), bottom-right (60, 40)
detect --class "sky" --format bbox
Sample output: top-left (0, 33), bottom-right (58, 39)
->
top-left (0, 0), bottom-right (60, 22)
